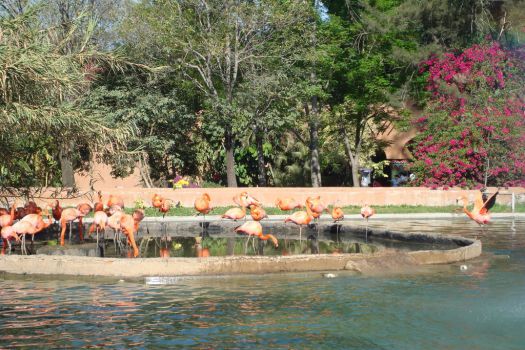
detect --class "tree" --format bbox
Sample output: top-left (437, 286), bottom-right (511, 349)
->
top-left (0, 6), bottom-right (133, 195)
top-left (318, 0), bottom-right (417, 186)
top-left (410, 41), bottom-right (525, 188)
top-left (122, 0), bottom-right (312, 187)
top-left (82, 72), bottom-right (203, 187)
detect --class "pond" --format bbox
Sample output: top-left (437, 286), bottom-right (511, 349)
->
top-left (1, 218), bottom-right (524, 349)
top-left (29, 219), bottom-right (459, 258)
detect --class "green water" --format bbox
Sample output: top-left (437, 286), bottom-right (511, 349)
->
top-left (1, 218), bottom-right (524, 349)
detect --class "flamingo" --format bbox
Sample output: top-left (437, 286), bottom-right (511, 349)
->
top-left (1, 226), bottom-right (20, 254)
top-left (107, 194), bottom-right (124, 210)
top-left (59, 203), bottom-right (92, 246)
top-left (93, 191), bottom-right (104, 212)
top-left (329, 205), bottom-right (344, 242)
top-left (24, 201), bottom-right (38, 215)
top-left (233, 192), bottom-right (261, 207)
top-left (7, 221), bottom-right (44, 254)
top-left (284, 200), bottom-right (314, 244)
top-left (119, 209), bottom-right (144, 258)
top-left (360, 204), bottom-right (375, 242)
top-left (158, 198), bottom-right (172, 218)
top-left (76, 203), bottom-right (93, 242)
top-left (0, 201), bottom-right (16, 229)
top-left (157, 198), bottom-right (172, 247)
top-left (15, 206), bottom-right (26, 220)
top-left (152, 193), bottom-right (163, 209)
top-left (306, 196), bottom-right (326, 237)
top-left (222, 194), bottom-right (247, 221)
top-left (249, 205), bottom-right (268, 221)
top-left (51, 200), bottom-right (62, 223)
top-left (87, 210), bottom-right (108, 254)
top-left (458, 189), bottom-right (499, 229)
top-left (195, 193), bottom-right (212, 236)
top-left (19, 210), bottom-right (52, 254)
top-left (275, 198), bottom-right (303, 212)
top-left (107, 208), bottom-right (124, 253)
top-left (235, 221), bottom-right (278, 254)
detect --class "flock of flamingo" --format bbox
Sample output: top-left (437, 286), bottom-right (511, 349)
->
top-left (0, 188), bottom-right (498, 257)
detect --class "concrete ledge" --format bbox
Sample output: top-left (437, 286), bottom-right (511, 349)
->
top-left (0, 228), bottom-right (481, 278)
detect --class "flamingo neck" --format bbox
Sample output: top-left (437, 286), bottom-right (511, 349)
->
top-left (305, 202), bottom-right (314, 219)
top-left (9, 202), bottom-right (15, 221)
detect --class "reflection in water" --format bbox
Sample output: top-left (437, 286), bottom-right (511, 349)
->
top-left (0, 219), bottom-right (524, 349)
top-left (134, 236), bottom-right (379, 258)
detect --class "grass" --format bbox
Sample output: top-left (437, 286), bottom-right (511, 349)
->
top-left (110, 202), bottom-right (524, 217)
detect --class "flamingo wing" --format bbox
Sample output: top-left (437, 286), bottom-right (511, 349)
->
top-left (480, 189), bottom-right (499, 214)
top-left (472, 191), bottom-right (484, 214)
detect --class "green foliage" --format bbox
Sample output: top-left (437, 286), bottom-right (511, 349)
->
top-left (0, 6), bottom-right (134, 194)
top-left (3, 0), bottom-right (525, 191)
top-left (83, 72), bottom-right (203, 184)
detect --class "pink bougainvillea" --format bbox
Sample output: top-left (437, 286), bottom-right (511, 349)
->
top-left (410, 41), bottom-right (525, 188)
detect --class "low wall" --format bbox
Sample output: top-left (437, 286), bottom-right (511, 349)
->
top-left (0, 228), bottom-right (482, 278)
top-left (3, 186), bottom-right (524, 208)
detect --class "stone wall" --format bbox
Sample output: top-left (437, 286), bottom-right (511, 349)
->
top-left (0, 227), bottom-right (482, 278)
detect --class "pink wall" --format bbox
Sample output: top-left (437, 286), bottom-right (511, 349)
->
top-left (14, 186), bottom-right (524, 208)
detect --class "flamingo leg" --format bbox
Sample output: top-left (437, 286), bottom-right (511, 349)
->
top-left (201, 214), bottom-right (205, 238)
top-left (78, 217), bottom-right (84, 242)
top-left (7, 239), bottom-right (12, 255)
top-left (113, 229), bottom-right (117, 253)
top-left (244, 235), bottom-right (251, 255)
top-left (365, 218), bottom-right (369, 243)
top-left (59, 219), bottom-right (67, 246)
top-left (117, 229), bottom-right (124, 253)
top-left (96, 226), bottom-right (100, 256)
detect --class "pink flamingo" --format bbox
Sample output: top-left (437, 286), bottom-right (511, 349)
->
top-left (119, 209), bottom-right (144, 258)
top-left (233, 192), bottom-right (261, 207)
top-left (59, 203), bottom-right (92, 246)
top-left (222, 195), bottom-right (248, 221)
top-left (275, 198), bottom-right (303, 212)
top-left (195, 193), bottom-right (212, 236)
top-left (6, 221), bottom-right (39, 254)
top-left (0, 201), bottom-right (16, 229)
top-left (88, 211), bottom-right (109, 252)
top-left (235, 221), bottom-right (278, 254)
top-left (284, 200), bottom-right (314, 244)
top-left (107, 208), bottom-right (124, 252)
top-left (458, 189), bottom-right (499, 229)
top-left (329, 205), bottom-right (344, 242)
top-left (1, 226), bottom-right (20, 254)
top-left (360, 204), bottom-right (375, 242)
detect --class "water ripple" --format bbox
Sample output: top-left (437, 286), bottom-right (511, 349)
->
top-left (1, 219), bottom-right (525, 349)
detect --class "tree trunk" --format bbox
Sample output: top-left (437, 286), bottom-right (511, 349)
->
top-left (59, 143), bottom-right (75, 188)
top-left (342, 129), bottom-right (360, 187)
top-left (255, 126), bottom-right (266, 187)
top-left (308, 95), bottom-right (322, 187)
top-left (139, 153), bottom-right (154, 188)
top-left (225, 129), bottom-right (237, 187)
